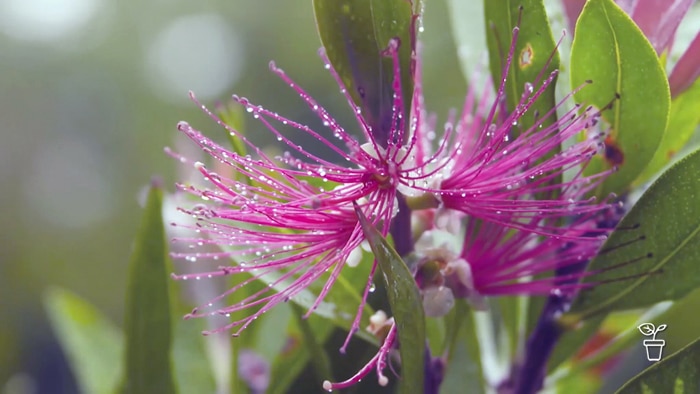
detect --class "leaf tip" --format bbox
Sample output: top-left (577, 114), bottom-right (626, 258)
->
top-left (150, 176), bottom-right (164, 190)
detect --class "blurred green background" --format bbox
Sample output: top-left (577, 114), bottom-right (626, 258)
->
top-left (0, 0), bottom-right (466, 392)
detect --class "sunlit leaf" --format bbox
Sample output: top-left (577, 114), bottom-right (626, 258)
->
top-left (566, 148), bottom-right (700, 321)
top-left (44, 288), bottom-right (123, 394)
top-left (634, 78), bottom-right (700, 185)
top-left (571, 0), bottom-right (670, 197)
top-left (120, 182), bottom-right (177, 394)
top-left (616, 335), bottom-right (700, 393)
top-left (356, 203), bottom-right (425, 393)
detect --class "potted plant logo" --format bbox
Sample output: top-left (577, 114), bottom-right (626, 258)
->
top-left (637, 323), bottom-right (667, 361)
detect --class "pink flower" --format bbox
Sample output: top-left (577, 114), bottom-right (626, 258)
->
top-left (169, 113), bottom-right (396, 336)
top-left (403, 27), bottom-right (614, 238)
top-left (168, 38), bottom-right (413, 355)
top-left (411, 211), bottom-right (612, 318)
top-left (169, 16), bottom-right (615, 391)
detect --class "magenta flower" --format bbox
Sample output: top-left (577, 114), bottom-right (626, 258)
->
top-left (169, 19), bottom-right (616, 390)
top-left (169, 111), bottom-right (397, 335)
top-left (402, 27), bottom-right (613, 238)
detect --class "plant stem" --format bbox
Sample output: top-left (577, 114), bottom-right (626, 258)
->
top-left (391, 194), bottom-right (414, 256)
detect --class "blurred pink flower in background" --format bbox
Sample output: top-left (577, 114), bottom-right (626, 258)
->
top-left (562, 0), bottom-right (700, 96)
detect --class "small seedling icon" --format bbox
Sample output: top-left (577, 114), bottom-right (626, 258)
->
top-left (638, 323), bottom-right (667, 361)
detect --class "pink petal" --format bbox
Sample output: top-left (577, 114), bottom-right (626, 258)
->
top-left (562, 0), bottom-right (587, 34)
top-left (628, 0), bottom-right (693, 55)
top-left (669, 31), bottom-right (700, 97)
top-left (616, 0), bottom-right (639, 15)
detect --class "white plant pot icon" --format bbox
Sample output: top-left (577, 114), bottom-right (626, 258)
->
top-left (643, 339), bottom-right (665, 361)
top-left (638, 323), bottom-right (667, 361)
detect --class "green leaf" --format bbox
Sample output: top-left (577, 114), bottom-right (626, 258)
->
top-left (172, 319), bottom-right (216, 394)
top-left (484, 0), bottom-right (560, 135)
top-left (566, 148), bottom-right (700, 321)
top-left (216, 100), bottom-right (247, 157)
top-left (570, 0), bottom-right (670, 197)
top-left (218, 246), bottom-right (376, 344)
top-left (291, 303), bottom-right (334, 386)
top-left (44, 288), bottom-right (123, 394)
top-left (425, 316), bottom-right (445, 357)
top-left (120, 182), bottom-right (177, 394)
top-left (313, 0), bottom-right (415, 139)
top-left (265, 255), bottom-right (381, 393)
top-left (634, 78), bottom-right (700, 185)
top-left (441, 300), bottom-right (485, 394)
top-left (355, 203), bottom-right (425, 394)
top-left (268, 313), bottom-right (335, 394)
top-left (497, 295), bottom-right (521, 361)
top-left (548, 315), bottom-right (605, 372)
top-left (554, 311), bottom-right (643, 380)
top-left (616, 336), bottom-right (700, 394)
top-left (216, 101), bottom-right (250, 186)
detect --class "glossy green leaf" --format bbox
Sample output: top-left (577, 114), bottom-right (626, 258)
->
top-left (616, 335), bottom-right (700, 394)
top-left (120, 182), bottom-right (177, 394)
top-left (571, 0), bottom-right (670, 197)
top-left (634, 78), bottom-right (700, 185)
top-left (356, 204), bottom-right (425, 393)
top-left (313, 0), bottom-right (415, 140)
top-left (484, 0), bottom-right (560, 135)
top-left (44, 288), bottom-right (123, 394)
top-left (566, 148), bottom-right (700, 321)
